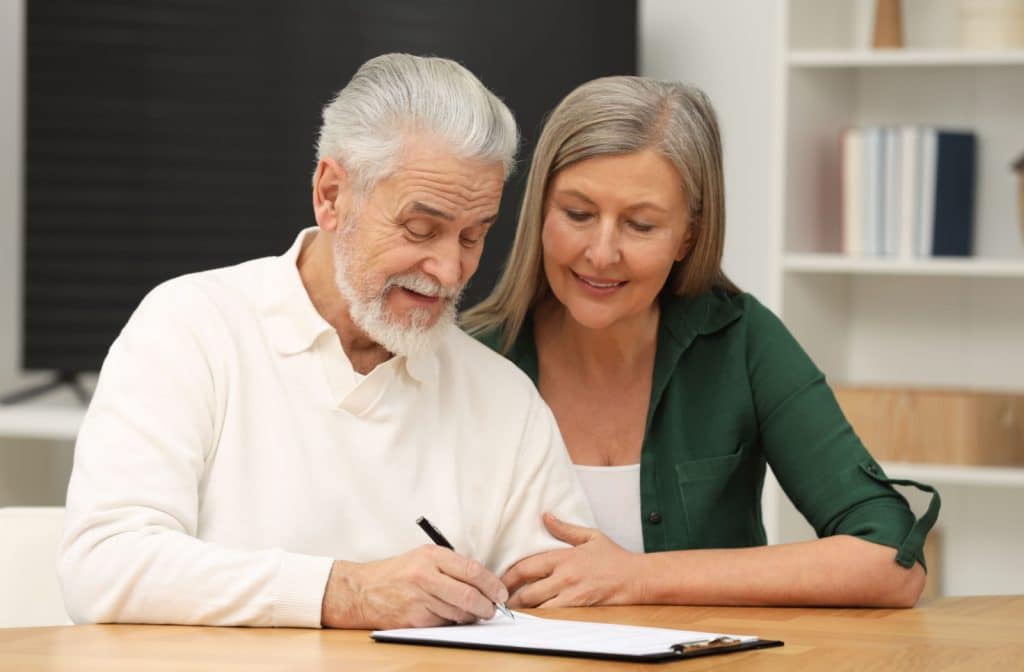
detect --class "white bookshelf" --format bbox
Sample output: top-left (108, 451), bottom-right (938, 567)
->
top-left (768, 0), bottom-right (1024, 596)
top-left (790, 49), bottom-right (1024, 67)
top-left (783, 253), bottom-right (1024, 277)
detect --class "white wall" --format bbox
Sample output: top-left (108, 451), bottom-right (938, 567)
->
top-left (1, 0), bottom-right (25, 396)
top-left (0, 0), bottom-right (75, 509)
top-left (640, 0), bottom-right (784, 309)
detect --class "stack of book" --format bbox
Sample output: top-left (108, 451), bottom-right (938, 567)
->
top-left (841, 126), bottom-right (977, 258)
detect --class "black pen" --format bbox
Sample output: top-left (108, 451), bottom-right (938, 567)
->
top-left (416, 516), bottom-right (514, 621)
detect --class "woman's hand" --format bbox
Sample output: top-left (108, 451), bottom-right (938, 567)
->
top-left (501, 512), bottom-right (645, 608)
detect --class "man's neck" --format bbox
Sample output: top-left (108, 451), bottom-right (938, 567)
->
top-left (297, 230), bottom-right (393, 374)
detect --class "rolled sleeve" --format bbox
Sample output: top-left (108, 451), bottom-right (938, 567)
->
top-left (745, 302), bottom-right (940, 569)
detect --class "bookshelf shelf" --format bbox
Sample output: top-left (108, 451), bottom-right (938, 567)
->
top-left (783, 254), bottom-right (1024, 278)
top-left (789, 49), bottom-right (1024, 68)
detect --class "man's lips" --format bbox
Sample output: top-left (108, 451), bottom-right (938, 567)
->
top-left (398, 287), bottom-right (441, 304)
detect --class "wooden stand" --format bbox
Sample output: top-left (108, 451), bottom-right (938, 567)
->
top-left (873, 0), bottom-right (904, 48)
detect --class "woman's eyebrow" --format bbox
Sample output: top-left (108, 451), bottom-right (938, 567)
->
top-left (556, 189), bottom-right (668, 213)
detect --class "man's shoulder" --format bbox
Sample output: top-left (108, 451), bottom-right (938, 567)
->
top-left (142, 256), bottom-right (275, 313)
top-left (437, 328), bottom-right (540, 402)
top-left (124, 256), bottom-right (277, 343)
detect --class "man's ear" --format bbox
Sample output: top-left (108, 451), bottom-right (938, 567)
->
top-left (312, 158), bottom-right (350, 232)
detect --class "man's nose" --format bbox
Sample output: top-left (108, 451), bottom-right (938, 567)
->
top-left (424, 237), bottom-right (463, 289)
top-left (585, 220), bottom-right (622, 268)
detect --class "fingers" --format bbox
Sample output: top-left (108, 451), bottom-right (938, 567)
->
top-left (422, 546), bottom-right (503, 621)
top-left (423, 595), bottom-right (478, 625)
top-left (508, 574), bottom-right (564, 609)
top-left (431, 546), bottom-right (507, 603)
top-left (543, 512), bottom-right (597, 546)
top-left (501, 550), bottom-right (558, 595)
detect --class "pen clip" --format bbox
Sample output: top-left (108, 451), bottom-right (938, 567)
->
top-left (671, 636), bottom-right (741, 653)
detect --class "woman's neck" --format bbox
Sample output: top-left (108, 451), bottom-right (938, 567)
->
top-left (534, 297), bottom-right (660, 384)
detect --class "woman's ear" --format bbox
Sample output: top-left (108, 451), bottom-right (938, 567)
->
top-left (312, 158), bottom-right (350, 232)
top-left (675, 220), bottom-right (697, 262)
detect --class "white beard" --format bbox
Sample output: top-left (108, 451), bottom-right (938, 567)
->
top-left (333, 228), bottom-right (463, 359)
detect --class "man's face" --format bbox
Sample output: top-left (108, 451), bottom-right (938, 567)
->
top-left (330, 136), bottom-right (505, 356)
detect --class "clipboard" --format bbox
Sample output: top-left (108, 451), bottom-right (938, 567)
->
top-left (372, 611), bottom-right (784, 662)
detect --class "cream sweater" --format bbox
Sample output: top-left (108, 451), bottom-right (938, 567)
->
top-left (59, 229), bottom-right (594, 628)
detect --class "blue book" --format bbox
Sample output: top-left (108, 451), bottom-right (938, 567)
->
top-left (931, 131), bottom-right (977, 257)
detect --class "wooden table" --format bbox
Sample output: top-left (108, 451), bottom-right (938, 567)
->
top-left (1, 596), bottom-right (1021, 671)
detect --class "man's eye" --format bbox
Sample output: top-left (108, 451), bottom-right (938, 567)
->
top-left (565, 209), bottom-right (592, 222)
top-left (403, 223), bottom-right (434, 240)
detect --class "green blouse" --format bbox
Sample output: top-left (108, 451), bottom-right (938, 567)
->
top-left (475, 289), bottom-right (940, 569)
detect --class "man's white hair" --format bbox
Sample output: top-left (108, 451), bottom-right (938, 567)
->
top-left (316, 53), bottom-right (519, 195)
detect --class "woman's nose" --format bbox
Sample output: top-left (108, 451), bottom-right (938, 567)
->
top-left (584, 220), bottom-right (622, 268)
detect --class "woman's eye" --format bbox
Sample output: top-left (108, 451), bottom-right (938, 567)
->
top-left (628, 220), bottom-right (654, 233)
top-left (565, 209), bottom-right (592, 222)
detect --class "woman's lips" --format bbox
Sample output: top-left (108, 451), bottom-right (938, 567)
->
top-left (571, 270), bottom-right (627, 294)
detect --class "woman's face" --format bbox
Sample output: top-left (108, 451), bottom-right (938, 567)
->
top-left (541, 149), bottom-right (694, 331)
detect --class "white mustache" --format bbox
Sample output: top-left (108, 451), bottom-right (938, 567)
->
top-left (386, 273), bottom-right (462, 300)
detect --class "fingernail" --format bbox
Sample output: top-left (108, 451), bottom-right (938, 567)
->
top-left (499, 587), bottom-right (509, 603)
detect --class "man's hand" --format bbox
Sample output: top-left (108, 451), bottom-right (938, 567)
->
top-left (320, 545), bottom-right (509, 629)
top-left (501, 512), bottom-right (644, 608)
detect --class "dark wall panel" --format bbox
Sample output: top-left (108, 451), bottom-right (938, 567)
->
top-left (25, 0), bottom-right (637, 372)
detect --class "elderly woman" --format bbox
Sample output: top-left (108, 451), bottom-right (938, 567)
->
top-left (462, 77), bottom-right (939, 609)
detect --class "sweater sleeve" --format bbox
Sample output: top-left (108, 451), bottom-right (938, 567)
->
top-left (58, 280), bottom-right (333, 627)
top-left (485, 393), bottom-right (596, 576)
top-left (744, 298), bottom-right (940, 569)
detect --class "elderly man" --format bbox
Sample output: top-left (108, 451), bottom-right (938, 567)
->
top-left (58, 54), bottom-right (593, 629)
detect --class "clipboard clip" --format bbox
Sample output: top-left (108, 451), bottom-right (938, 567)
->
top-left (671, 636), bottom-right (742, 653)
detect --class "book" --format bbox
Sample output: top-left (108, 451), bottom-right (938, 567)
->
top-left (863, 126), bottom-right (883, 256)
top-left (840, 125), bottom-right (976, 259)
top-left (917, 127), bottom-right (938, 257)
top-left (883, 126), bottom-right (901, 257)
top-left (372, 610), bottom-right (783, 662)
top-left (842, 127), bottom-right (864, 257)
top-left (898, 125), bottom-right (921, 260)
top-left (931, 131), bottom-right (977, 256)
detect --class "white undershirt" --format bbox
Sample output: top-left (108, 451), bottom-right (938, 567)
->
top-left (572, 464), bottom-right (644, 553)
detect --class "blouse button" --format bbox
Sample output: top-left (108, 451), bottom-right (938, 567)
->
top-left (647, 511), bottom-right (663, 524)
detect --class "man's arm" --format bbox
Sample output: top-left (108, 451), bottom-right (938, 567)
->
top-left (58, 281), bottom-right (335, 626)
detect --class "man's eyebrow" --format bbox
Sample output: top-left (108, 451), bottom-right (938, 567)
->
top-left (407, 201), bottom-right (454, 221)
top-left (479, 213), bottom-right (499, 225)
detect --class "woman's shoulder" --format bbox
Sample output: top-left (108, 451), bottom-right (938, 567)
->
top-left (659, 288), bottom-right (774, 338)
top-left (471, 326), bottom-right (505, 353)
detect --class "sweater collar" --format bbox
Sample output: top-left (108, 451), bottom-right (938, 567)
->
top-left (260, 227), bottom-right (437, 385)
top-left (261, 227), bottom-right (334, 357)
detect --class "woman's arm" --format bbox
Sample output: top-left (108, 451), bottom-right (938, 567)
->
top-left (503, 514), bottom-right (925, 608)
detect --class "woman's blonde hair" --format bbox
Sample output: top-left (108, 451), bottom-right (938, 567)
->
top-left (461, 76), bottom-right (738, 353)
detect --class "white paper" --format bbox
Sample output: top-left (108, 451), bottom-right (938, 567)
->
top-left (373, 611), bottom-right (758, 657)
